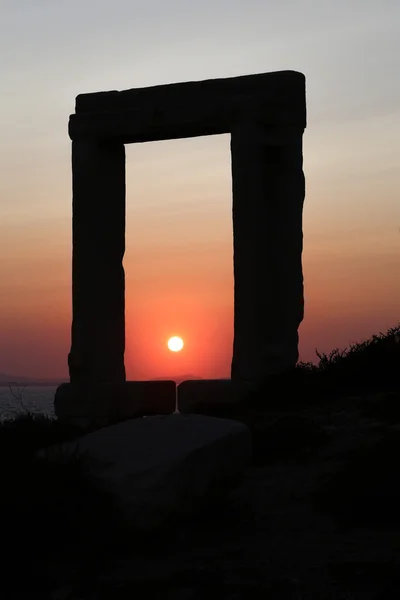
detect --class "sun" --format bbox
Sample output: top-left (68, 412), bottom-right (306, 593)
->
top-left (167, 336), bottom-right (184, 352)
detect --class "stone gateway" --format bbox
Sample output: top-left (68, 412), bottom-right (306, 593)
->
top-left (56, 70), bottom-right (306, 423)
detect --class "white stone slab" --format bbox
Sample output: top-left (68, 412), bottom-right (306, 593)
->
top-left (42, 414), bottom-right (252, 531)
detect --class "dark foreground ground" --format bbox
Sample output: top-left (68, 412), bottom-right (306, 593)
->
top-left (1, 325), bottom-right (400, 599)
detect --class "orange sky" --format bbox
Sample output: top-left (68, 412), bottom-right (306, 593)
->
top-left (0, 1), bottom-right (399, 380)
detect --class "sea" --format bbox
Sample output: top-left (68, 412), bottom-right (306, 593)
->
top-left (0, 385), bottom-right (56, 421)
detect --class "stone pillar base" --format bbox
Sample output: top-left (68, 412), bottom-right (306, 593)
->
top-left (177, 379), bottom-right (244, 415)
top-left (54, 381), bottom-right (177, 429)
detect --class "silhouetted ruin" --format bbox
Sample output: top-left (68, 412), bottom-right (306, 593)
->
top-left (55, 70), bottom-right (307, 422)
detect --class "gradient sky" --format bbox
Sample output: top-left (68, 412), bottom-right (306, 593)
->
top-left (1, 0), bottom-right (399, 379)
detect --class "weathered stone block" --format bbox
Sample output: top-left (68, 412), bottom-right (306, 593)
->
top-left (68, 139), bottom-right (126, 385)
top-left (42, 414), bottom-right (252, 531)
top-left (177, 379), bottom-right (240, 414)
top-left (230, 124), bottom-right (305, 385)
top-left (69, 71), bottom-right (306, 143)
top-left (54, 381), bottom-right (176, 429)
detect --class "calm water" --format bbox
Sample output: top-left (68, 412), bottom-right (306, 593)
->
top-left (0, 386), bottom-right (56, 421)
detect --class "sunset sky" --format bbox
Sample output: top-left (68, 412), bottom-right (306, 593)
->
top-left (1, 0), bottom-right (399, 380)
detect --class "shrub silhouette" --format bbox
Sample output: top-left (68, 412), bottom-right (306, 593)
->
top-left (310, 323), bottom-right (400, 397)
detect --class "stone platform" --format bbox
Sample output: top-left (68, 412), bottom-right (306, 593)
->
top-left (42, 414), bottom-right (252, 531)
top-left (54, 380), bottom-right (176, 428)
top-left (177, 379), bottom-right (241, 414)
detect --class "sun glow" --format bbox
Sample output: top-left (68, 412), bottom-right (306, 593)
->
top-left (167, 336), bottom-right (184, 352)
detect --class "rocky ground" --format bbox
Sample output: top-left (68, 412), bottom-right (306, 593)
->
top-left (4, 325), bottom-right (400, 599)
top-left (38, 391), bottom-right (400, 600)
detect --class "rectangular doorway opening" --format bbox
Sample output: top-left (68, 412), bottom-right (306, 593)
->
top-left (125, 134), bottom-right (233, 383)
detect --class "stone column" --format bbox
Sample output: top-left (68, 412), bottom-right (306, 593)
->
top-left (68, 139), bottom-right (126, 384)
top-left (230, 122), bottom-right (305, 388)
